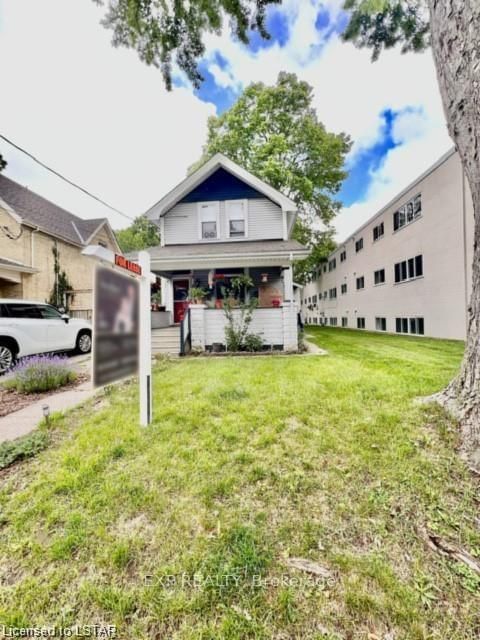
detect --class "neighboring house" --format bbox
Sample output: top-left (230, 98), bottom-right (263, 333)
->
top-left (301, 149), bottom-right (474, 340)
top-left (0, 175), bottom-right (120, 318)
top-left (144, 153), bottom-right (309, 353)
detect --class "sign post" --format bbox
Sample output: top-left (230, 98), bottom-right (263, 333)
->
top-left (82, 245), bottom-right (154, 426)
top-left (138, 251), bottom-right (152, 426)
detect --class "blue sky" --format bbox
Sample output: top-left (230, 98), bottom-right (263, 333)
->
top-left (0, 0), bottom-right (451, 239)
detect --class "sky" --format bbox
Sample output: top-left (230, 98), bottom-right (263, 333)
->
top-left (0, 0), bottom-right (452, 241)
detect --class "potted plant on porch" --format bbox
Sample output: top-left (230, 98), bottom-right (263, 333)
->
top-left (188, 287), bottom-right (207, 304)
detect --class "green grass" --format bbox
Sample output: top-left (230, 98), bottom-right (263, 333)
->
top-left (0, 328), bottom-right (478, 638)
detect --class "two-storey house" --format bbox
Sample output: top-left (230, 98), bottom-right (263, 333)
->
top-left (145, 153), bottom-right (309, 353)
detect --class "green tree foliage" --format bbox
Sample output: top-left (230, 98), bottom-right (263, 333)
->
top-left (342, 0), bottom-right (430, 59)
top-left (192, 72), bottom-right (351, 281)
top-left (115, 214), bottom-right (160, 254)
top-left (95, 0), bottom-right (281, 90)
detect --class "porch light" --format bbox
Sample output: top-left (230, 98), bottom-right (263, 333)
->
top-left (261, 273), bottom-right (269, 283)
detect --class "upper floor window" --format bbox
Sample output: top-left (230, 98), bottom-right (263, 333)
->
top-left (341, 283), bottom-right (347, 294)
top-left (394, 254), bottom-right (423, 283)
top-left (373, 222), bottom-right (384, 242)
top-left (356, 276), bottom-right (365, 290)
top-left (340, 250), bottom-right (347, 262)
top-left (329, 258), bottom-right (336, 271)
top-left (374, 268), bottom-right (385, 285)
top-left (198, 202), bottom-right (219, 240)
top-left (329, 287), bottom-right (337, 299)
top-left (355, 238), bottom-right (364, 253)
top-left (226, 200), bottom-right (247, 238)
top-left (393, 194), bottom-right (422, 231)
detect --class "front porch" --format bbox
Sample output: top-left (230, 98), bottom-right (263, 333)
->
top-left (146, 239), bottom-right (309, 355)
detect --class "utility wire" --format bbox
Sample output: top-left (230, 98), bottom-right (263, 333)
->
top-left (0, 133), bottom-right (135, 221)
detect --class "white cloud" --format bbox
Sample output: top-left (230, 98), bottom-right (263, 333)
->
top-left (0, 0), bottom-right (215, 229)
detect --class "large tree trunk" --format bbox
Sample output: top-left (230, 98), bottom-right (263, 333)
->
top-left (428, 1), bottom-right (480, 466)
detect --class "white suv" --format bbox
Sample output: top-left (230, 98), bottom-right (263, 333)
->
top-left (0, 299), bottom-right (92, 374)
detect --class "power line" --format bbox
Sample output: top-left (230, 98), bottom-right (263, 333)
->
top-left (0, 133), bottom-right (135, 222)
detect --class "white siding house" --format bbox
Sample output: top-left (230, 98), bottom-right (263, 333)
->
top-left (144, 154), bottom-right (309, 354)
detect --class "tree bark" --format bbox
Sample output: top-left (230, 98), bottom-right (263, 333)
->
top-left (428, 1), bottom-right (480, 466)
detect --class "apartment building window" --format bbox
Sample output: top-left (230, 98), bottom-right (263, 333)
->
top-left (375, 317), bottom-right (387, 331)
top-left (341, 317), bottom-right (348, 327)
top-left (323, 265), bottom-right (327, 273)
top-left (340, 250), bottom-right (347, 262)
top-left (396, 317), bottom-right (424, 335)
top-left (312, 295), bottom-right (317, 305)
top-left (355, 238), bottom-right (364, 252)
top-left (394, 254), bottom-right (423, 283)
top-left (356, 276), bottom-right (365, 290)
top-left (329, 317), bottom-right (337, 326)
top-left (410, 317), bottom-right (425, 335)
top-left (329, 287), bottom-right (337, 299)
top-left (373, 222), bottom-right (384, 241)
top-left (341, 283), bottom-right (347, 294)
top-left (357, 317), bottom-right (366, 329)
top-left (324, 291), bottom-right (328, 299)
top-left (328, 258), bottom-right (337, 272)
top-left (393, 194), bottom-right (422, 231)
top-left (374, 268), bottom-right (386, 285)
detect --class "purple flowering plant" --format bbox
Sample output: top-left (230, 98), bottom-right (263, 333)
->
top-left (3, 354), bottom-right (77, 394)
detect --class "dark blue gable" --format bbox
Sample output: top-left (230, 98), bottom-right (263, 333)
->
top-left (180, 168), bottom-right (266, 203)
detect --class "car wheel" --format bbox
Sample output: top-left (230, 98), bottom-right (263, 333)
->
top-left (0, 343), bottom-right (15, 375)
top-left (76, 331), bottom-right (92, 354)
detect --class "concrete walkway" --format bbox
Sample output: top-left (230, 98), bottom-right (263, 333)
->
top-left (303, 335), bottom-right (328, 355)
top-left (0, 381), bottom-right (97, 444)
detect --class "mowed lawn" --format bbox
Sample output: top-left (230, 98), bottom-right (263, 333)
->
top-left (1, 328), bottom-right (479, 639)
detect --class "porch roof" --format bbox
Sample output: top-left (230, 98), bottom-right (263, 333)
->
top-left (143, 239), bottom-right (310, 271)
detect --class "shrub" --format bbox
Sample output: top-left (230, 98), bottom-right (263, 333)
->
top-left (243, 333), bottom-right (264, 352)
top-left (3, 355), bottom-right (77, 394)
top-left (0, 431), bottom-right (49, 470)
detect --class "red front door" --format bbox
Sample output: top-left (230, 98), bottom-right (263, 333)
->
top-left (173, 279), bottom-right (190, 323)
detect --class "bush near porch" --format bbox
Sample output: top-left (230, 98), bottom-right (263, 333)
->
top-left (0, 329), bottom-right (478, 638)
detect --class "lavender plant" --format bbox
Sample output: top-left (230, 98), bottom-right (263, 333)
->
top-left (3, 354), bottom-right (77, 394)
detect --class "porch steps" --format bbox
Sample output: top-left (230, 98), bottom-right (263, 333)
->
top-left (151, 326), bottom-right (181, 356)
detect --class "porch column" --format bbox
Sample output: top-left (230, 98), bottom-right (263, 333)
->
top-left (282, 265), bottom-right (298, 351)
top-left (161, 277), bottom-right (174, 315)
top-left (283, 265), bottom-right (294, 303)
top-left (190, 304), bottom-right (206, 350)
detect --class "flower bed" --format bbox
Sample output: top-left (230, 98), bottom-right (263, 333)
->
top-left (2, 355), bottom-right (77, 394)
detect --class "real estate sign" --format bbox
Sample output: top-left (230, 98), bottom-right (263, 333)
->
top-left (93, 265), bottom-right (140, 387)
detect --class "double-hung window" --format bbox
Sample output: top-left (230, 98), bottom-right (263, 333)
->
top-left (198, 202), bottom-right (220, 240)
top-left (226, 200), bottom-right (247, 238)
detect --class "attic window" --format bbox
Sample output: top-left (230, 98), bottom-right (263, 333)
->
top-left (98, 241), bottom-right (107, 248)
top-left (226, 200), bottom-right (247, 238)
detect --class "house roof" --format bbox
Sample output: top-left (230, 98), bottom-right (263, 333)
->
top-left (146, 239), bottom-right (308, 259)
top-left (145, 153), bottom-right (298, 219)
top-left (134, 239), bottom-right (309, 271)
top-left (0, 174), bottom-right (120, 250)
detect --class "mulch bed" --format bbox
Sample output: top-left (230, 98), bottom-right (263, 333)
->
top-left (0, 374), bottom-right (89, 418)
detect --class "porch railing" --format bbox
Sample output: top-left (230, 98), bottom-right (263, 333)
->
top-left (179, 307), bottom-right (191, 356)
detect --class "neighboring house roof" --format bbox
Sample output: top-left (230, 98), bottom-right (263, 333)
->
top-left (145, 153), bottom-right (298, 219)
top-left (0, 174), bottom-right (120, 251)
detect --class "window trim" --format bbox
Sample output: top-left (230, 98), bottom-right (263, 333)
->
top-left (225, 199), bottom-right (248, 239)
top-left (197, 201), bottom-right (220, 241)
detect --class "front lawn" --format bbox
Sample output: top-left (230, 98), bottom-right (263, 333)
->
top-left (0, 329), bottom-right (478, 639)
